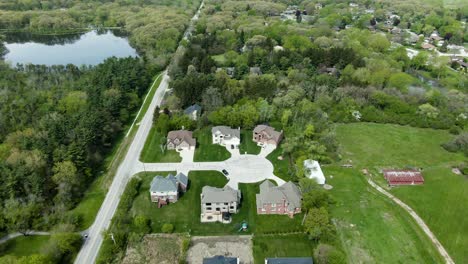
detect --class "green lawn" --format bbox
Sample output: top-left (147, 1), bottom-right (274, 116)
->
top-left (129, 171), bottom-right (303, 236)
top-left (193, 128), bottom-right (231, 162)
top-left (239, 130), bottom-right (261, 155)
top-left (0, 235), bottom-right (51, 257)
top-left (69, 176), bottom-right (106, 229)
top-left (336, 122), bottom-right (466, 263)
top-left (252, 234), bottom-right (314, 263)
top-left (266, 146), bottom-right (295, 182)
top-left (326, 166), bottom-right (444, 264)
top-left (140, 128), bottom-right (182, 163)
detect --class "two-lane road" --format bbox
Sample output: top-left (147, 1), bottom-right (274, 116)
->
top-left (74, 3), bottom-right (204, 263)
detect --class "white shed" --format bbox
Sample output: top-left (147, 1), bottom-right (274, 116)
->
top-left (303, 159), bottom-right (326, 184)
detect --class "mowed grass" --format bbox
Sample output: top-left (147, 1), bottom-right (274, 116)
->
top-left (252, 234), bottom-right (314, 263)
top-left (266, 146), bottom-right (295, 182)
top-left (1, 235), bottom-right (51, 256)
top-left (193, 128), bottom-right (231, 162)
top-left (326, 166), bottom-right (444, 264)
top-left (129, 171), bottom-right (303, 236)
top-left (239, 130), bottom-right (261, 155)
top-left (336, 123), bottom-right (467, 263)
top-left (69, 176), bottom-right (106, 229)
top-left (140, 128), bottom-right (182, 163)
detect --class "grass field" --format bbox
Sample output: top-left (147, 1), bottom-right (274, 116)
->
top-left (140, 128), bottom-right (182, 163)
top-left (336, 122), bottom-right (466, 263)
top-left (193, 128), bottom-right (231, 162)
top-left (0, 235), bottom-right (50, 256)
top-left (266, 146), bottom-right (295, 182)
top-left (239, 130), bottom-right (261, 155)
top-left (252, 234), bottom-right (314, 263)
top-left (326, 166), bottom-right (444, 263)
top-left (129, 171), bottom-right (303, 236)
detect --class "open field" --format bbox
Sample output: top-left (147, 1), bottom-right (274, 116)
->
top-left (336, 122), bottom-right (466, 263)
top-left (187, 236), bottom-right (253, 264)
top-left (252, 234), bottom-right (314, 263)
top-left (140, 128), bottom-right (182, 163)
top-left (0, 235), bottom-right (50, 257)
top-left (122, 234), bottom-right (188, 264)
top-left (239, 130), bottom-right (261, 155)
top-left (194, 128), bottom-right (231, 162)
top-left (129, 171), bottom-right (303, 236)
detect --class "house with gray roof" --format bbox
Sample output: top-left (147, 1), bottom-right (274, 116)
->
top-left (201, 186), bottom-right (241, 223)
top-left (256, 180), bottom-right (302, 217)
top-left (167, 130), bottom-right (196, 150)
top-left (253, 125), bottom-right (283, 147)
top-left (184, 104), bottom-right (202, 120)
top-left (265, 257), bottom-right (313, 264)
top-left (150, 172), bottom-right (188, 208)
top-left (203, 256), bottom-right (239, 264)
top-left (212, 126), bottom-right (240, 148)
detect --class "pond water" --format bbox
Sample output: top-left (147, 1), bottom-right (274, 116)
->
top-left (3, 30), bottom-right (138, 66)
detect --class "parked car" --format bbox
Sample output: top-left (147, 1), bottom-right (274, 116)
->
top-left (222, 169), bottom-right (229, 176)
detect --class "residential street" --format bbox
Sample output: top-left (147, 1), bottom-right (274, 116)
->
top-left (74, 3), bottom-right (204, 264)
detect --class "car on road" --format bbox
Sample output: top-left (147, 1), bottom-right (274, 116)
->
top-left (222, 169), bottom-right (229, 176)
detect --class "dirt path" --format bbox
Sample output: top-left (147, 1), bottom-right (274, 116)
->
top-left (367, 179), bottom-right (455, 264)
top-left (0, 231), bottom-right (50, 244)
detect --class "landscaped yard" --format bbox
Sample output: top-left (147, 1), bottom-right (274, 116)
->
top-left (0, 235), bottom-right (51, 257)
top-left (193, 128), bottom-right (231, 162)
top-left (140, 128), bottom-right (182, 163)
top-left (129, 171), bottom-right (303, 236)
top-left (252, 234), bottom-right (314, 263)
top-left (266, 146), bottom-right (294, 182)
top-left (239, 130), bottom-right (261, 155)
top-left (336, 122), bottom-right (466, 263)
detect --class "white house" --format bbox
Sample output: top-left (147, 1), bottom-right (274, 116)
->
top-left (211, 126), bottom-right (240, 148)
top-left (303, 159), bottom-right (326, 185)
top-left (201, 186), bottom-right (241, 223)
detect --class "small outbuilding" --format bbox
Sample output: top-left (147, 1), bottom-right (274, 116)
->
top-left (383, 170), bottom-right (424, 186)
top-left (303, 159), bottom-right (326, 184)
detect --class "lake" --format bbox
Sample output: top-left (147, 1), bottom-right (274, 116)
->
top-left (3, 30), bottom-right (138, 66)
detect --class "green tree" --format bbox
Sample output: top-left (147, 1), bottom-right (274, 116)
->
top-left (304, 207), bottom-right (332, 241)
top-left (161, 223), bottom-right (174, 233)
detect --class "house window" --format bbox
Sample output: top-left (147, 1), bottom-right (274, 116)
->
top-left (206, 203), bottom-right (211, 206)
top-left (271, 203), bottom-right (276, 208)
top-left (206, 207), bottom-right (212, 210)
top-left (207, 216), bottom-right (213, 220)
top-left (216, 208), bottom-right (221, 211)
top-left (224, 203), bottom-right (228, 205)
top-left (230, 206), bottom-right (234, 209)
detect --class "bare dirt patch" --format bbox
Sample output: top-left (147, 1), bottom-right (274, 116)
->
top-left (187, 235), bottom-right (253, 264)
top-left (122, 234), bottom-right (189, 264)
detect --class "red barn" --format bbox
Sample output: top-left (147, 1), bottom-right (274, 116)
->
top-left (383, 170), bottom-right (424, 186)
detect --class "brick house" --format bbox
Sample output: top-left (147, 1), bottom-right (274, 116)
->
top-left (166, 130), bottom-right (196, 150)
top-left (253, 125), bottom-right (283, 147)
top-left (149, 173), bottom-right (188, 208)
top-left (256, 180), bottom-right (302, 217)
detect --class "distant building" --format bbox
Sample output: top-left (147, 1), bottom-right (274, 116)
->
top-left (265, 257), bottom-right (313, 264)
top-left (421, 43), bottom-right (436, 50)
top-left (256, 180), bottom-right (302, 217)
top-left (303, 160), bottom-right (326, 184)
top-left (211, 126), bottom-right (240, 148)
top-left (201, 186), bottom-right (241, 223)
top-left (184, 104), bottom-right (202, 120)
top-left (253, 125), bottom-right (283, 147)
top-left (149, 173), bottom-right (188, 207)
top-left (250, 67), bottom-right (262, 75)
top-left (383, 170), bottom-right (424, 186)
top-left (203, 256), bottom-right (239, 264)
top-left (216, 67), bottom-right (235, 77)
top-left (167, 130), bottom-right (196, 150)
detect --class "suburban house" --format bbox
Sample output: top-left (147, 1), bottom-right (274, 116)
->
top-left (256, 180), bottom-right (302, 217)
top-left (211, 126), bottom-right (240, 148)
top-left (166, 130), bottom-right (196, 150)
top-left (303, 159), bottom-right (326, 184)
top-left (201, 186), bottom-right (241, 223)
top-left (249, 67), bottom-right (262, 75)
top-left (265, 257), bottom-right (313, 264)
top-left (253, 125), bottom-right (283, 147)
top-left (203, 256), bottom-right (240, 264)
top-left (149, 173), bottom-right (188, 208)
top-left (383, 170), bottom-right (424, 186)
top-left (184, 104), bottom-right (202, 121)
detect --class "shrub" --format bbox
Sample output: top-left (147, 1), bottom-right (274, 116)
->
top-left (314, 243), bottom-right (346, 264)
top-left (161, 223), bottom-right (174, 233)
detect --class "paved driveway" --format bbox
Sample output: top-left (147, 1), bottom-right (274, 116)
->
top-left (137, 151), bottom-right (285, 190)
